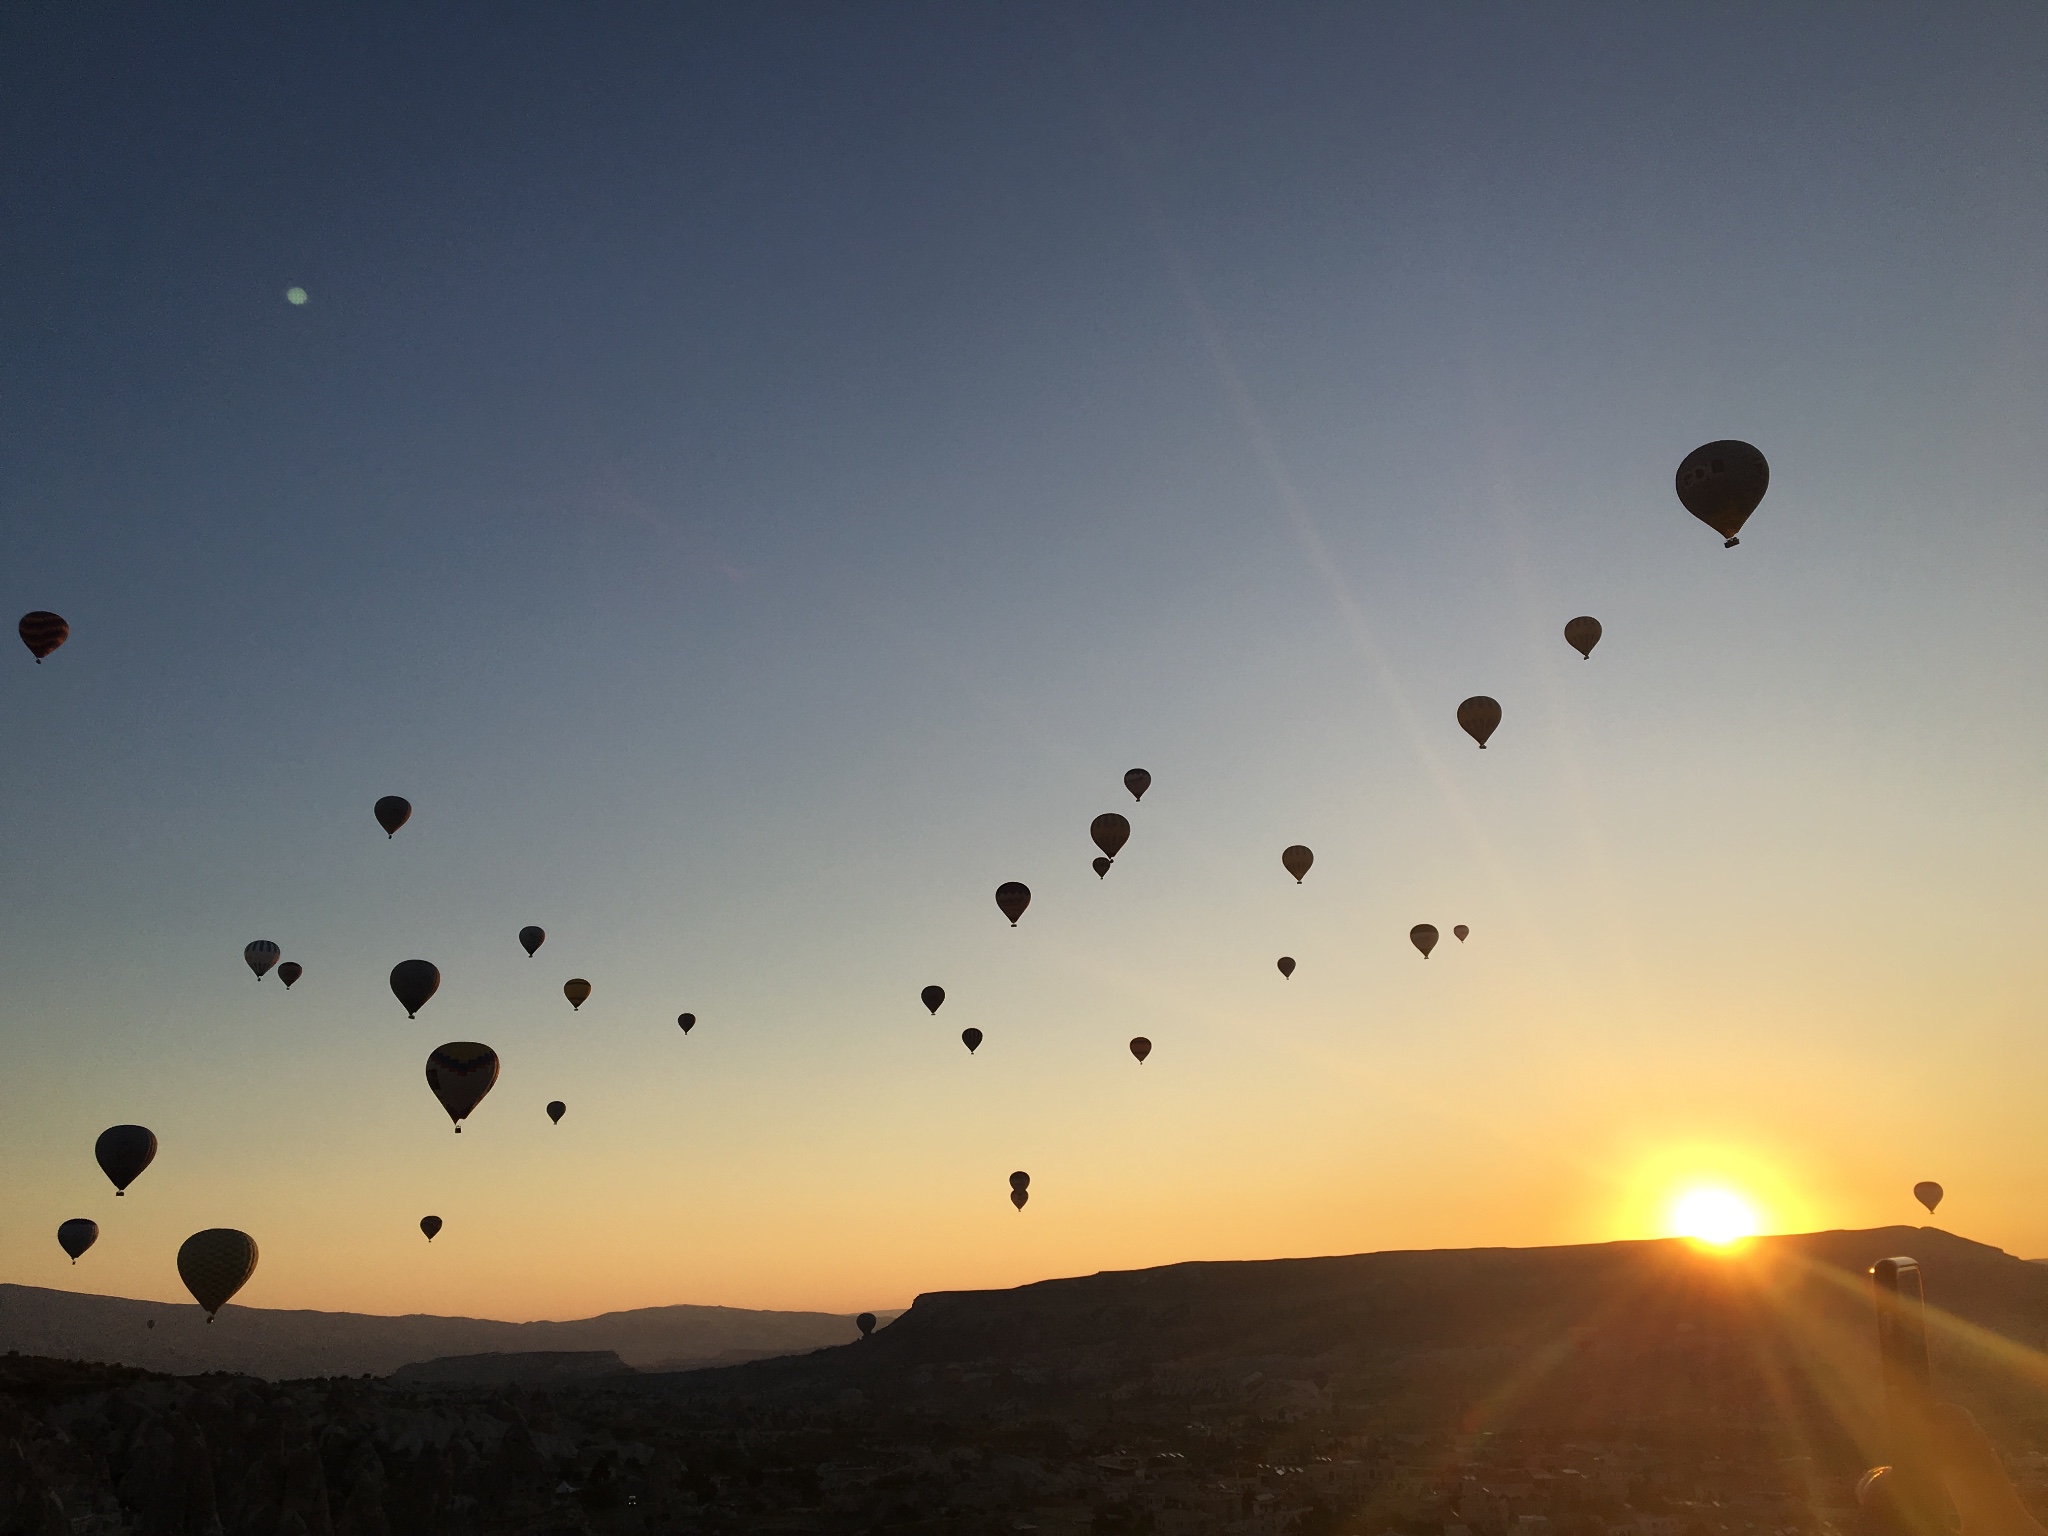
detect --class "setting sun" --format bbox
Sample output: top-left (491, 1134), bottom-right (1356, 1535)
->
top-left (1669, 1187), bottom-right (1761, 1246)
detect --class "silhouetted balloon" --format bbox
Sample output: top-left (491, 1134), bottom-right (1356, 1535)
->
top-left (146, 1320), bottom-right (153, 1330)
top-left (425, 1043), bottom-right (499, 1131)
top-left (1457, 696), bottom-right (1501, 748)
top-left (519, 926), bottom-right (545, 958)
top-left (1009, 1170), bottom-right (1030, 1190)
top-left (420, 1215), bottom-right (442, 1242)
top-left (277, 961), bottom-right (302, 989)
top-left (1129, 1037), bottom-right (1151, 1064)
top-left (1277, 956), bottom-right (1295, 979)
top-left (857, 1312), bottom-right (876, 1338)
top-left (57, 1219), bottom-right (98, 1263)
top-left (564, 978), bottom-right (591, 1010)
top-left (1282, 845), bottom-right (1313, 883)
top-left (1914, 1181), bottom-right (1943, 1215)
top-left (1453, 925), bottom-right (1469, 942)
top-left (244, 941), bottom-right (280, 979)
top-left (1091, 813), bottom-right (1130, 860)
top-left (677, 1013), bottom-right (696, 1033)
top-left (1011, 1188), bottom-right (1029, 1211)
top-left (1124, 769), bottom-right (1151, 803)
top-left (996, 882), bottom-right (1031, 926)
top-left (373, 796), bottom-right (412, 838)
top-left (95, 1125), bottom-right (157, 1195)
top-left (1676, 440), bottom-right (1769, 547)
top-left (961, 1028), bottom-right (983, 1055)
top-left (390, 959), bottom-right (441, 1018)
top-left (546, 1100), bottom-right (565, 1124)
top-left (1411, 924), bottom-right (1439, 959)
top-left (921, 985), bottom-right (945, 1015)
top-left (1092, 856), bottom-right (1111, 879)
top-left (1564, 616), bottom-right (1602, 659)
top-left (177, 1228), bottom-right (258, 1319)
top-left (18, 611), bottom-right (68, 662)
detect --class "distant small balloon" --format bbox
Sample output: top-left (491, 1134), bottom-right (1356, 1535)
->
top-left (996, 882), bottom-right (1031, 926)
top-left (1011, 1187), bottom-right (1029, 1211)
top-left (1009, 1170), bottom-right (1030, 1191)
top-left (547, 1100), bottom-right (565, 1124)
top-left (1457, 696), bottom-right (1501, 748)
top-left (244, 940), bottom-right (280, 979)
top-left (1124, 769), bottom-right (1151, 803)
top-left (1453, 925), bottom-right (1469, 942)
top-left (1914, 1181), bottom-right (1943, 1215)
top-left (564, 978), bottom-right (591, 1011)
top-left (178, 1228), bottom-right (258, 1319)
top-left (1092, 856), bottom-right (1112, 879)
top-left (389, 959), bottom-right (441, 1018)
top-left (420, 1215), bottom-right (442, 1242)
top-left (57, 1219), bottom-right (98, 1263)
top-left (961, 1028), bottom-right (983, 1055)
top-left (1282, 845), bottom-right (1314, 883)
top-left (1277, 956), bottom-right (1295, 979)
top-left (677, 1013), bottom-right (696, 1033)
top-left (1090, 813), bottom-right (1130, 861)
top-left (18, 611), bottom-right (69, 662)
top-left (1676, 440), bottom-right (1769, 547)
top-left (285, 286), bottom-right (308, 305)
top-left (96, 1125), bottom-right (157, 1196)
top-left (277, 961), bottom-right (302, 989)
top-left (1411, 924), bottom-right (1439, 959)
top-left (1564, 616), bottom-right (1602, 659)
top-left (146, 1319), bottom-right (154, 1330)
top-left (921, 985), bottom-right (945, 1015)
top-left (1129, 1037), bottom-right (1151, 1064)
top-left (373, 796), bottom-right (412, 838)
top-left (856, 1312), bottom-right (876, 1338)
top-left (519, 926), bottom-right (545, 958)
top-left (425, 1042), bottom-right (499, 1131)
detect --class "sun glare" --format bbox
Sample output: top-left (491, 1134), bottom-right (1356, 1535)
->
top-left (1669, 1186), bottom-right (1760, 1246)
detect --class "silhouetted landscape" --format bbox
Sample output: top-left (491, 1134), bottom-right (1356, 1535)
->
top-left (6, 1228), bottom-right (2047, 1535)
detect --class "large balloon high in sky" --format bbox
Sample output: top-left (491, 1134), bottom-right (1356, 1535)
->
top-left (95, 1125), bottom-right (156, 1196)
top-left (177, 1229), bottom-right (259, 1319)
top-left (17, 610), bottom-right (68, 662)
top-left (373, 796), bottom-right (412, 838)
top-left (425, 1043), bottom-right (500, 1131)
top-left (390, 960), bottom-right (441, 1018)
top-left (995, 882), bottom-right (1031, 926)
top-left (1676, 440), bottom-right (1770, 547)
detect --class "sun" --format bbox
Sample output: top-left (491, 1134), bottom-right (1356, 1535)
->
top-left (1668, 1186), bottom-right (1760, 1247)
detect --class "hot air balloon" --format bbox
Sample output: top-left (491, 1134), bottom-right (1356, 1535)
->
top-left (1914, 1181), bottom-right (1943, 1215)
top-left (18, 611), bottom-right (68, 662)
top-left (95, 1125), bottom-right (157, 1195)
top-left (1411, 924), bottom-right (1439, 958)
top-left (277, 961), bottom-right (302, 989)
top-left (57, 1219), bottom-right (98, 1263)
top-left (857, 1312), bottom-right (876, 1338)
top-left (921, 986), bottom-right (945, 1015)
top-left (961, 1028), bottom-right (983, 1054)
top-left (420, 1215), bottom-right (442, 1242)
top-left (1282, 845), bottom-right (1313, 883)
top-left (1676, 440), bottom-right (1769, 547)
top-left (1092, 856), bottom-right (1112, 879)
top-left (1010, 1170), bottom-right (1030, 1190)
top-left (1009, 1171), bottom-right (1030, 1211)
top-left (1091, 813), bottom-right (1130, 862)
top-left (519, 926), bottom-right (545, 958)
top-left (390, 960), bottom-right (441, 1018)
top-left (426, 1043), bottom-right (499, 1132)
top-left (244, 941), bottom-right (280, 979)
top-left (678, 1013), bottom-right (696, 1034)
top-left (177, 1229), bottom-right (258, 1319)
top-left (547, 1100), bottom-right (565, 1124)
top-left (1564, 616), bottom-right (1602, 659)
top-left (1277, 956), bottom-right (1295, 979)
top-left (996, 882), bottom-right (1031, 926)
top-left (1129, 1037), bottom-right (1151, 1064)
top-left (1457, 696), bottom-right (1501, 748)
top-left (1453, 925), bottom-right (1468, 942)
top-left (1125, 769), bottom-right (1151, 803)
top-left (564, 978), bottom-right (591, 1011)
top-left (373, 796), bottom-right (412, 838)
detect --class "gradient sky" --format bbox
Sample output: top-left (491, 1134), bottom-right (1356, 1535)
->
top-left (3, 4), bottom-right (2045, 1323)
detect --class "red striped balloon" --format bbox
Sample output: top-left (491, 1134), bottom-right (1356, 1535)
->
top-left (18, 611), bottom-right (68, 662)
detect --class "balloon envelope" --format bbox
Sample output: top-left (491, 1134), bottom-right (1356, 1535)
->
top-left (1457, 696), bottom-right (1502, 748)
top-left (244, 941), bottom-right (280, 978)
top-left (996, 882), bottom-right (1031, 926)
top-left (426, 1043), bottom-right (500, 1131)
top-left (1676, 440), bottom-right (1769, 546)
top-left (178, 1229), bottom-right (258, 1317)
top-left (57, 1219), bottom-right (98, 1262)
top-left (961, 1028), bottom-right (983, 1054)
top-left (1277, 956), bottom-right (1295, 979)
top-left (518, 926), bottom-right (545, 957)
top-left (1564, 616), bottom-right (1602, 659)
top-left (1453, 925), bottom-right (1469, 942)
top-left (1092, 856), bottom-right (1111, 878)
top-left (420, 1215), bottom-right (442, 1241)
top-left (1124, 769), bottom-right (1151, 803)
top-left (546, 1100), bottom-right (565, 1124)
top-left (677, 1013), bottom-right (696, 1033)
top-left (1090, 813), bottom-right (1131, 860)
top-left (1009, 1170), bottom-right (1030, 1190)
top-left (1129, 1037), bottom-right (1151, 1064)
top-left (373, 795), bottom-right (412, 838)
top-left (390, 959), bottom-right (441, 1018)
top-left (1282, 845), bottom-right (1313, 883)
top-left (856, 1312), bottom-right (876, 1337)
top-left (563, 978), bottom-right (592, 1010)
top-left (18, 611), bottom-right (68, 662)
top-left (921, 985), bottom-right (945, 1015)
top-left (1914, 1181), bottom-right (1943, 1214)
top-left (1411, 924), bottom-right (1439, 958)
top-left (95, 1125), bottom-right (157, 1194)
top-left (1010, 1188), bottom-right (1029, 1211)
top-left (277, 961), bottom-right (302, 989)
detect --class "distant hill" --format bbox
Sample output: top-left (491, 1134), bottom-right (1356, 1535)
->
top-left (388, 1349), bottom-right (634, 1385)
top-left (0, 1284), bottom-right (884, 1380)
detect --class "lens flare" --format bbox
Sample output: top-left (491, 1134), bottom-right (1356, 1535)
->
top-left (1669, 1186), bottom-right (1759, 1246)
